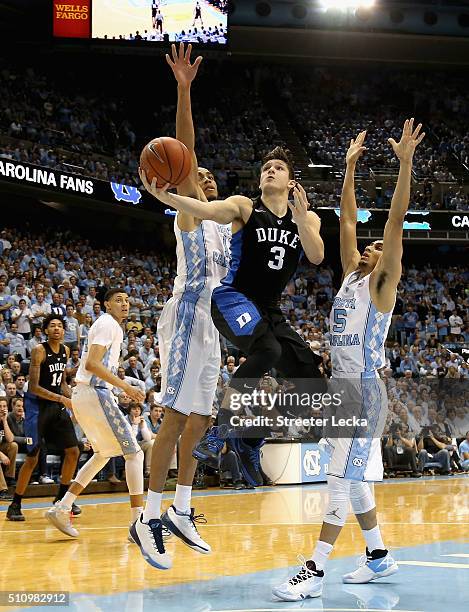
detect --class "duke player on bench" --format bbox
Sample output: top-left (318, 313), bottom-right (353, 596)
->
top-left (273, 120), bottom-right (425, 601)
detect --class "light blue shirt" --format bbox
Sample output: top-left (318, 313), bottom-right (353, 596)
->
top-left (458, 440), bottom-right (469, 462)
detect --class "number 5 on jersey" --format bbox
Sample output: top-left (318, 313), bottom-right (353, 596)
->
top-left (332, 308), bottom-right (347, 333)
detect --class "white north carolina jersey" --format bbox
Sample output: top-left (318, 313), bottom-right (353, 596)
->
top-left (76, 313), bottom-right (123, 390)
top-left (329, 271), bottom-right (393, 376)
top-left (171, 217), bottom-right (231, 302)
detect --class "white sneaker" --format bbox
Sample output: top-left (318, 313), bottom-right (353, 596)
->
top-left (342, 549), bottom-right (398, 584)
top-left (39, 475), bottom-right (54, 484)
top-left (161, 505), bottom-right (211, 554)
top-left (272, 557), bottom-right (324, 601)
top-left (45, 502), bottom-right (78, 538)
top-left (130, 515), bottom-right (172, 570)
top-left (128, 521), bottom-right (172, 544)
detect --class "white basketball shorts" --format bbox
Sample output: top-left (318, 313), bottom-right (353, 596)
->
top-left (72, 383), bottom-right (140, 458)
top-left (326, 375), bottom-right (388, 482)
top-left (158, 295), bottom-right (220, 416)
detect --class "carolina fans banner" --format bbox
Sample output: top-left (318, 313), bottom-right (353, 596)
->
top-left (53, 1), bottom-right (91, 38)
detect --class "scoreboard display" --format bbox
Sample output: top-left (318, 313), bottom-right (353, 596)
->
top-left (53, 0), bottom-right (228, 45)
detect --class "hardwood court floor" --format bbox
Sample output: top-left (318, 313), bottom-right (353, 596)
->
top-left (0, 477), bottom-right (468, 611)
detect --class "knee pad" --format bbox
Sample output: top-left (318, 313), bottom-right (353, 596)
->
top-left (323, 475), bottom-right (351, 526)
top-left (124, 449), bottom-right (144, 495)
top-left (74, 453), bottom-right (109, 488)
top-left (350, 481), bottom-right (376, 515)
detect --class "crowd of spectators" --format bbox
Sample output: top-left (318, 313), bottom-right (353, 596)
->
top-left (2, 60), bottom-right (469, 211)
top-left (0, 218), bottom-right (467, 496)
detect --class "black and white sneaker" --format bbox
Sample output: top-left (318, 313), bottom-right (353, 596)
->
top-left (272, 557), bottom-right (324, 601)
top-left (130, 515), bottom-right (172, 570)
top-left (161, 505), bottom-right (211, 554)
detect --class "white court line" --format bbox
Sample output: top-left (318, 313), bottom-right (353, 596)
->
top-left (211, 609), bottom-right (423, 612)
top-left (2, 522), bottom-right (468, 535)
top-left (399, 561), bottom-right (469, 569)
top-left (442, 553), bottom-right (469, 558)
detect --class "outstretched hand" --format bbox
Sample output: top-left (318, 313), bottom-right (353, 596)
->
top-left (346, 130), bottom-right (367, 166)
top-left (139, 167), bottom-right (171, 203)
top-left (388, 118), bottom-right (425, 163)
top-left (166, 43), bottom-right (203, 88)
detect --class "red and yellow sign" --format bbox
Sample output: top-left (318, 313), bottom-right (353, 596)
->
top-left (53, 2), bottom-right (91, 38)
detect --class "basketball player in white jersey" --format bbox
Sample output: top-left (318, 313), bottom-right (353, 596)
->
top-left (45, 289), bottom-right (147, 541)
top-left (273, 119), bottom-right (425, 601)
top-left (132, 44), bottom-right (230, 570)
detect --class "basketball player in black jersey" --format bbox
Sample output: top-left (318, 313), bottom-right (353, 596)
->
top-left (140, 146), bottom-right (324, 484)
top-left (193, 1), bottom-right (204, 27)
top-left (6, 315), bottom-right (80, 521)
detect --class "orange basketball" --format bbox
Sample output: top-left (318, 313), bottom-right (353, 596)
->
top-left (140, 136), bottom-right (192, 188)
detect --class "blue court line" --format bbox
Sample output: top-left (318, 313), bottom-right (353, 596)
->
top-left (0, 475), bottom-right (466, 512)
top-left (16, 540), bottom-right (469, 612)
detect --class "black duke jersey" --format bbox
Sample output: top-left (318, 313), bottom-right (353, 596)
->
top-left (39, 342), bottom-right (67, 394)
top-left (221, 197), bottom-right (302, 306)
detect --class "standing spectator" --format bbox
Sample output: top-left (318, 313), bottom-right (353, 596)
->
top-left (30, 292), bottom-right (51, 328)
top-left (79, 313), bottom-right (93, 346)
top-left (139, 338), bottom-right (156, 367)
top-left (28, 327), bottom-right (46, 354)
top-left (50, 293), bottom-right (66, 317)
top-left (11, 299), bottom-right (32, 340)
top-left (448, 310), bottom-right (463, 341)
top-left (0, 279), bottom-right (13, 321)
top-left (5, 323), bottom-right (27, 360)
top-left (14, 375), bottom-right (26, 397)
top-left (64, 304), bottom-right (80, 350)
top-left (402, 305), bottom-right (419, 341)
top-left (436, 311), bottom-right (449, 341)
top-left (92, 302), bottom-right (103, 322)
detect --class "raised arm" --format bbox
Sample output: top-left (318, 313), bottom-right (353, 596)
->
top-left (139, 168), bottom-right (249, 225)
top-left (166, 43), bottom-right (205, 201)
top-left (340, 131), bottom-right (367, 276)
top-left (287, 183), bottom-right (324, 265)
top-left (371, 119), bottom-right (425, 312)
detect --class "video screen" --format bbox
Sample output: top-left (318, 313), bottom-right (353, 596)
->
top-left (92, 0), bottom-right (228, 44)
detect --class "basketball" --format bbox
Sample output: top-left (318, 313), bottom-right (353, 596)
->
top-left (140, 136), bottom-right (192, 188)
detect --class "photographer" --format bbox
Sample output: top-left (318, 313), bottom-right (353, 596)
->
top-left (384, 421), bottom-right (421, 477)
top-left (417, 424), bottom-right (455, 475)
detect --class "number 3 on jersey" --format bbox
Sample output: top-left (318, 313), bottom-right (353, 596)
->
top-left (268, 246), bottom-right (285, 270)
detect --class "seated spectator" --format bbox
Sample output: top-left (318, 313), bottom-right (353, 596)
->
top-left (112, 366), bottom-right (145, 398)
top-left (458, 431), bottom-right (469, 471)
top-left (417, 425), bottom-right (456, 475)
top-left (125, 355), bottom-right (145, 381)
top-left (126, 402), bottom-right (153, 477)
top-left (5, 323), bottom-right (27, 360)
top-left (28, 326), bottom-right (46, 354)
top-left (383, 422), bottom-right (421, 477)
top-left (220, 440), bottom-right (247, 489)
top-left (0, 396), bottom-right (18, 498)
top-left (144, 404), bottom-right (164, 439)
top-left (144, 365), bottom-right (160, 392)
top-left (65, 348), bottom-right (81, 379)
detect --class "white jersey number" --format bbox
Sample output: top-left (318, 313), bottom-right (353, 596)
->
top-left (268, 246), bottom-right (285, 271)
top-left (51, 372), bottom-right (63, 388)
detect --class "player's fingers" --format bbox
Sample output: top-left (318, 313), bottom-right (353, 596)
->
top-left (162, 182), bottom-right (171, 192)
top-left (412, 123), bottom-right (422, 138)
top-left (178, 42), bottom-right (185, 60)
top-left (194, 56), bottom-right (203, 69)
top-left (388, 138), bottom-right (397, 148)
top-left (165, 54), bottom-right (174, 67)
top-left (350, 139), bottom-right (354, 146)
top-left (185, 43), bottom-right (192, 62)
top-left (416, 132), bottom-right (425, 145)
top-left (171, 43), bottom-right (178, 63)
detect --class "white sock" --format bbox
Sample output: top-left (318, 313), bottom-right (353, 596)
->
top-left (130, 505), bottom-right (143, 523)
top-left (173, 484), bottom-right (192, 514)
top-left (142, 489), bottom-right (162, 523)
top-left (61, 491), bottom-right (77, 510)
top-left (363, 525), bottom-right (385, 552)
top-left (311, 540), bottom-right (333, 571)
